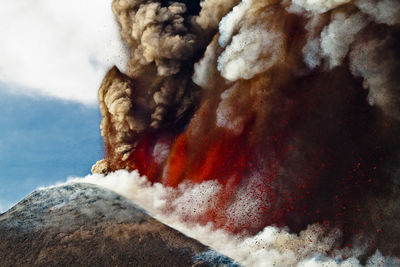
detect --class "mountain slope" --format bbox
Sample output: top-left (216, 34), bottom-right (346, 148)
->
top-left (0, 183), bottom-right (238, 266)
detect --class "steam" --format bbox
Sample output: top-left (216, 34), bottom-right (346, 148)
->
top-left (91, 0), bottom-right (400, 264)
top-left (218, 26), bottom-right (284, 81)
top-left (320, 12), bottom-right (368, 69)
top-left (349, 36), bottom-right (400, 119)
top-left (67, 171), bottom-right (399, 267)
top-left (356, 0), bottom-right (400, 25)
top-left (290, 0), bottom-right (351, 14)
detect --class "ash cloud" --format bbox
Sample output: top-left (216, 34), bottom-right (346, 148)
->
top-left (92, 0), bottom-right (400, 263)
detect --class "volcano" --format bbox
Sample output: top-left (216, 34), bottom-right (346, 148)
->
top-left (0, 183), bottom-right (238, 266)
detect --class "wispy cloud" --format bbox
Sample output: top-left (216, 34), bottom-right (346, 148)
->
top-left (0, 0), bottom-right (127, 105)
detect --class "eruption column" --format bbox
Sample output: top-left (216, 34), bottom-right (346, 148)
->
top-left (92, 0), bottom-right (400, 257)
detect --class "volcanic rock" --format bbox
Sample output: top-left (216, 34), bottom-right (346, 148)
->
top-left (0, 183), bottom-right (239, 266)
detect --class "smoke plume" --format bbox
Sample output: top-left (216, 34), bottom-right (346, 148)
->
top-left (92, 0), bottom-right (400, 263)
top-left (68, 171), bottom-right (400, 266)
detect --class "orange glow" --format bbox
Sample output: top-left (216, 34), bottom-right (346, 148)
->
top-left (163, 133), bottom-right (189, 187)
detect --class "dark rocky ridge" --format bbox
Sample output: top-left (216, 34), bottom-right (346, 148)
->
top-left (0, 183), bottom-right (239, 266)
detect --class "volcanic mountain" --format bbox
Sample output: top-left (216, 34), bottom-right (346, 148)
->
top-left (0, 183), bottom-right (238, 266)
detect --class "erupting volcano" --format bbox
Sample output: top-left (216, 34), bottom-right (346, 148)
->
top-left (92, 0), bottom-right (400, 260)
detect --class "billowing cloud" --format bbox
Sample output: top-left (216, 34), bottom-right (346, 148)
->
top-left (91, 1), bottom-right (400, 262)
top-left (0, 0), bottom-right (127, 105)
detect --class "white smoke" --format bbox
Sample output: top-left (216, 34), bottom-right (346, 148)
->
top-left (320, 12), bottom-right (368, 69)
top-left (64, 170), bottom-right (398, 267)
top-left (290, 0), bottom-right (351, 14)
top-left (218, 26), bottom-right (283, 81)
top-left (218, 0), bottom-right (254, 48)
top-left (349, 37), bottom-right (400, 119)
top-left (216, 85), bottom-right (246, 135)
top-left (192, 36), bottom-right (221, 88)
top-left (355, 0), bottom-right (400, 25)
top-left (217, 0), bottom-right (284, 81)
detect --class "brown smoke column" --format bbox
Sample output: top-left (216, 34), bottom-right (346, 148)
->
top-left (92, 0), bottom-right (400, 260)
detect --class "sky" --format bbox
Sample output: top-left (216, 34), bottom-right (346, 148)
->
top-left (0, 0), bottom-right (127, 212)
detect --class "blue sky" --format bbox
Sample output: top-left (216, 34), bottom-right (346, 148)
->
top-left (0, 0), bottom-right (126, 212)
top-left (0, 86), bottom-right (103, 212)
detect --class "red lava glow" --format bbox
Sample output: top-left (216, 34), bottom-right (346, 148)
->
top-left (119, 68), bottom-right (395, 237)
